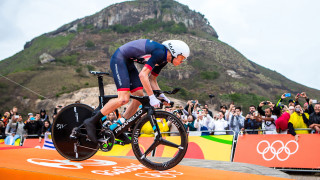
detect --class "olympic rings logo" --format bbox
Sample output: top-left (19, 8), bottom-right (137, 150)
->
top-left (256, 140), bottom-right (299, 161)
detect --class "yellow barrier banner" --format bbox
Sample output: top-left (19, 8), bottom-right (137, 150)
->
top-left (96, 135), bottom-right (233, 161)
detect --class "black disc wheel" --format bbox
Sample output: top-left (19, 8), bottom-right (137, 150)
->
top-left (52, 103), bottom-right (99, 161)
top-left (131, 111), bottom-right (188, 170)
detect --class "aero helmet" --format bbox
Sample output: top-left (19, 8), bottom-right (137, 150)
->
top-left (162, 40), bottom-right (190, 59)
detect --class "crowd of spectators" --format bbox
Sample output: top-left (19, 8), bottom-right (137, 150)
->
top-left (111, 91), bottom-right (319, 141)
top-left (0, 106), bottom-right (52, 145)
top-left (2, 91), bottom-right (320, 146)
top-left (163, 92), bottom-right (319, 141)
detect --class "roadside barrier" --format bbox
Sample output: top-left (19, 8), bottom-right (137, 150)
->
top-left (8, 128), bottom-right (319, 171)
top-left (233, 131), bottom-right (320, 171)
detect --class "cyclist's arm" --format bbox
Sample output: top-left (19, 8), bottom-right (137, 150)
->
top-left (139, 66), bottom-right (154, 96)
top-left (149, 74), bottom-right (160, 90)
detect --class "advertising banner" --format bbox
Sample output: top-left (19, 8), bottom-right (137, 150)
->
top-left (233, 134), bottom-right (320, 168)
top-left (96, 135), bottom-right (233, 161)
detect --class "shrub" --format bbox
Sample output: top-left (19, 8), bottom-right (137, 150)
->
top-left (85, 40), bottom-right (95, 48)
top-left (200, 71), bottom-right (220, 80)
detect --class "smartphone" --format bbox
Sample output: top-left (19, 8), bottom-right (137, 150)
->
top-left (312, 100), bottom-right (318, 104)
top-left (285, 93), bottom-right (291, 97)
top-left (14, 115), bottom-right (19, 119)
top-left (263, 101), bottom-right (268, 105)
top-left (30, 117), bottom-right (35, 120)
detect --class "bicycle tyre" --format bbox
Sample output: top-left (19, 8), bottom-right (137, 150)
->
top-left (52, 103), bottom-right (99, 161)
top-left (131, 111), bottom-right (188, 170)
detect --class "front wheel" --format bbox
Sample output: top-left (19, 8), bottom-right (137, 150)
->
top-left (131, 111), bottom-right (188, 170)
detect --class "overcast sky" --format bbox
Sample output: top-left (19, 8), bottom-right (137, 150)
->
top-left (1, 0), bottom-right (320, 90)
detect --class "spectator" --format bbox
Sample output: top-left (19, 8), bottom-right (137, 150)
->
top-left (1, 112), bottom-right (10, 126)
top-left (208, 111), bottom-right (228, 135)
top-left (24, 114), bottom-right (42, 138)
top-left (258, 107), bottom-right (277, 134)
top-left (204, 104), bottom-right (213, 118)
top-left (288, 104), bottom-right (309, 141)
top-left (52, 105), bottom-right (63, 120)
top-left (102, 112), bottom-right (117, 126)
top-left (40, 109), bottom-right (49, 122)
top-left (184, 100), bottom-right (198, 116)
top-left (140, 118), bottom-right (169, 137)
top-left (194, 111), bottom-right (212, 135)
top-left (295, 92), bottom-right (310, 107)
top-left (35, 113), bottom-right (42, 126)
top-left (244, 105), bottom-right (261, 134)
top-left (39, 120), bottom-right (52, 143)
top-left (229, 107), bottom-right (245, 138)
top-left (0, 120), bottom-right (6, 139)
top-left (10, 106), bottom-right (18, 117)
top-left (257, 101), bottom-right (273, 116)
top-left (220, 105), bottom-right (228, 119)
top-left (276, 93), bottom-right (295, 108)
top-left (4, 115), bottom-right (19, 145)
top-left (184, 115), bottom-right (197, 131)
top-left (41, 120), bottom-right (51, 134)
top-left (309, 103), bottom-right (320, 133)
top-left (275, 107), bottom-right (291, 134)
top-left (225, 104), bottom-right (235, 122)
top-left (202, 107), bottom-right (213, 119)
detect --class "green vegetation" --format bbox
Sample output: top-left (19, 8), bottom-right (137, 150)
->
top-left (0, 33), bottom-right (75, 74)
top-left (56, 54), bottom-right (78, 66)
top-left (85, 40), bottom-right (95, 48)
top-left (200, 71), bottom-right (220, 80)
top-left (86, 65), bottom-right (95, 71)
top-left (109, 19), bottom-right (187, 34)
top-left (220, 93), bottom-right (266, 113)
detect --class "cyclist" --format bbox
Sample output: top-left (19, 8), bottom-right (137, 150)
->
top-left (84, 39), bottom-right (190, 143)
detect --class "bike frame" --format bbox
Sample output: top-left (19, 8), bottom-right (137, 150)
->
top-left (95, 74), bottom-right (161, 139)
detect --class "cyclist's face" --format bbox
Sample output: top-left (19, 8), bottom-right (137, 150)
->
top-left (172, 55), bottom-right (186, 66)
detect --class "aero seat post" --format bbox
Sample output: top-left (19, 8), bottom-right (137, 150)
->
top-left (98, 75), bottom-right (105, 108)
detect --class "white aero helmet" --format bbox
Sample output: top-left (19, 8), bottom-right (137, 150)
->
top-left (162, 40), bottom-right (190, 59)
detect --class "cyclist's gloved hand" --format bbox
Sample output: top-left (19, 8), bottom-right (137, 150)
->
top-left (149, 94), bottom-right (161, 108)
top-left (159, 93), bottom-right (170, 103)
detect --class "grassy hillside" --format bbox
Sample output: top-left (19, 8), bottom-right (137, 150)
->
top-left (1, 0), bottom-right (319, 115)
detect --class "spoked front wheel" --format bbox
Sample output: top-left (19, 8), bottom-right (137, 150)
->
top-left (131, 111), bottom-right (188, 170)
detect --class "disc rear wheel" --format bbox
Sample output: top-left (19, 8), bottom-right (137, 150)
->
top-left (52, 103), bottom-right (99, 161)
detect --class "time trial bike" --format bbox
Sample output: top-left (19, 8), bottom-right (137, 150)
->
top-left (52, 71), bottom-right (188, 170)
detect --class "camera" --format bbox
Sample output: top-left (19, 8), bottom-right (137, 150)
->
top-left (285, 93), bottom-right (291, 97)
top-left (263, 101), bottom-right (268, 105)
top-left (209, 94), bottom-right (215, 98)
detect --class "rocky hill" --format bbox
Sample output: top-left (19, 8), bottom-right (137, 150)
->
top-left (0, 0), bottom-right (319, 115)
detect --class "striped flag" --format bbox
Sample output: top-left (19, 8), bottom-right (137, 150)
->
top-left (42, 132), bottom-right (55, 150)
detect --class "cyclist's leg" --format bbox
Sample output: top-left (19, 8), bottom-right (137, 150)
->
top-left (84, 49), bottom-right (130, 143)
top-left (123, 89), bottom-right (143, 119)
top-left (123, 62), bottom-right (144, 119)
